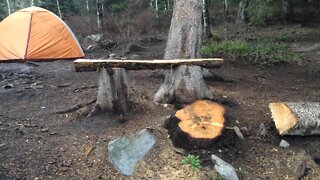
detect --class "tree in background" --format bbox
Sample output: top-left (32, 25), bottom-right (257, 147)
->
top-left (203, 0), bottom-right (212, 39)
top-left (235, 0), bottom-right (248, 25)
top-left (282, 0), bottom-right (293, 22)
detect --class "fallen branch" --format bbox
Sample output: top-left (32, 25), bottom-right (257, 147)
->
top-left (54, 98), bottom-right (96, 114)
top-left (294, 43), bottom-right (320, 53)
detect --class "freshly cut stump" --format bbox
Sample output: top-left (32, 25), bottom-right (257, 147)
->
top-left (269, 102), bottom-right (320, 136)
top-left (165, 100), bottom-right (225, 149)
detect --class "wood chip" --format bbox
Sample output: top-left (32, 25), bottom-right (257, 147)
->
top-left (84, 146), bottom-right (94, 156)
top-left (0, 143), bottom-right (6, 148)
top-left (233, 126), bottom-right (244, 140)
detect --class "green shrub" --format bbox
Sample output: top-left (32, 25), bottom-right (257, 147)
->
top-left (202, 40), bottom-right (300, 65)
top-left (202, 40), bottom-right (251, 58)
top-left (181, 154), bottom-right (201, 170)
top-left (246, 0), bottom-right (276, 26)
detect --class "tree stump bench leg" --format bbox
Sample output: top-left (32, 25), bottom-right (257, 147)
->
top-left (88, 67), bottom-right (129, 120)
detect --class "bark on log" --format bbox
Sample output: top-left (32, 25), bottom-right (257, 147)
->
top-left (165, 100), bottom-right (225, 149)
top-left (269, 102), bottom-right (320, 136)
top-left (74, 58), bottom-right (224, 72)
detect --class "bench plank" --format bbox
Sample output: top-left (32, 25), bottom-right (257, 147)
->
top-left (74, 58), bottom-right (224, 72)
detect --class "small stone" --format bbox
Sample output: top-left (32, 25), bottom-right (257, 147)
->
top-left (279, 140), bottom-right (290, 148)
top-left (3, 84), bottom-right (14, 89)
top-left (211, 154), bottom-right (239, 180)
top-left (50, 132), bottom-right (57, 136)
top-left (0, 174), bottom-right (12, 180)
top-left (0, 143), bottom-right (6, 148)
top-left (19, 125), bottom-right (28, 135)
top-left (40, 127), bottom-right (49, 132)
top-left (258, 123), bottom-right (267, 136)
top-left (109, 53), bottom-right (117, 58)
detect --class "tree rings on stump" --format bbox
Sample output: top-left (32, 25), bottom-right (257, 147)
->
top-left (165, 100), bottom-right (225, 149)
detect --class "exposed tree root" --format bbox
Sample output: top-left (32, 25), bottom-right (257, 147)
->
top-left (55, 98), bottom-right (96, 114)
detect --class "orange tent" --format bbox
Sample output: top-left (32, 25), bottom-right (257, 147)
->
top-left (0, 7), bottom-right (84, 62)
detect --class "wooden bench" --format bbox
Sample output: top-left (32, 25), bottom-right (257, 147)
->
top-left (73, 58), bottom-right (224, 118)
top-left (74, 58), bottom-right (224, 72)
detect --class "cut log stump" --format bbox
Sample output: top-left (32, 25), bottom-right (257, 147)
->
top-left (165, 100), bottom-right (225, 149)
top-left (269, 102), bottom-right (320, 136)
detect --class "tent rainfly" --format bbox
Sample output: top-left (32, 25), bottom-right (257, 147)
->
top-left (0, 7), bottom-right (84, 62)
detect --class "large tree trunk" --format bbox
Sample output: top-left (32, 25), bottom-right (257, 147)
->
top-left (235, 0), bottom-right (248, 25)
top-left (88, 68), bottom-right (129, 120)
top-left (282, 0), bottom-right (293, 22)
top-left (153, 0), bottom-right (213, 104)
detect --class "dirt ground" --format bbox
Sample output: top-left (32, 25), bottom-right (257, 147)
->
top-left (0, 24), bottom-right (320, 180)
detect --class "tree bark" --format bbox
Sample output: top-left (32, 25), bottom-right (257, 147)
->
top-left (269, 102), bottom-right (320, 136)
top-left (282, 0), bottom-right (293, 22)
top-left (224, 0), bottom-right (228, 15)
top-left (153, 0), bottom-right (213, 104)
top-left (6, 0), bottom-right (11, 15)
top-left (235, 0), bottom-right (248, 25)
top-left (96, 0), bottom-right (104, 30)
top-left (73, 58), bottom-right (224, 72)
top-left (202, 0), bottom-right (212, 39)
top-left (86, 0), bottom-right (90, 12)
top-left (88, 68), bottom-right (129, 119)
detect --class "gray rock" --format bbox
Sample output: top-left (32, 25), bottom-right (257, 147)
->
top-left (107, 129), bottom-right (156, 176)
top-left (109, 53), bottom-right (117, 58)
top-left (279, 140), bottom-right (290, 148)
top-left (0, 174), bottom-right (12, 180)
top-left (19, 125), bottom-right (28, 135)
top-left (86, 34), bottom-right (103, 42)
top-left (211, 154), bottom-right (239, 180)
top-left (258, 123), bottom-right (267, 136)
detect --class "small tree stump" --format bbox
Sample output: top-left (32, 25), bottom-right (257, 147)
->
top-left (165, 100), bottom-right (225, 149)
top-left (269, 102), bottom-right (320, 136)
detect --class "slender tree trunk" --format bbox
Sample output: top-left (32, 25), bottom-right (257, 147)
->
top-left (282, 0), bottom-right (293, 22)
top-left (56, 0), bottom-right (63, 19)
top-left (155, 0), bottom-right (159, 18)
top-left (86, 0), bottom-right (90, 12)
top-left (6, 0), bottom-right (11, 15)
top-left (96, 0), bottom-right (104, 30)
top-left (235, 0), bottom-right (249, 25)
top-left (153, 0), bottom-right (213, 103)
top-left (224, 0), bottom-right (228, 15)
top-left (31, 0), bottom-right (34, 6)
top-left (202, 0), bottom-right (212, 39)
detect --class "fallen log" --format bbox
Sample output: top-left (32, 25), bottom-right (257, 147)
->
top-left (74, 58), bottom-right (224, 72)
top-left (165, 100), bottom-right (225, 149)
top-left (269, 102), bottom-right (320, 136)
